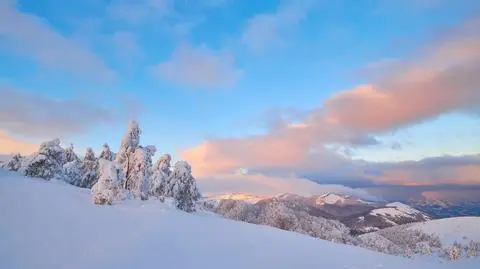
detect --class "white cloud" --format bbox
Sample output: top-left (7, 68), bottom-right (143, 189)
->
top-left (152, 44), bottom-right (242, 89)
top-left (112, 31), bottom-right (140, 61)
top-left (0, 2), bottom-right (114, 80)
top-left (197, 172), bottom-right (377, 200)
top-left (242, 0), bottom-right (315, 52)
top-left (0, 84), bottom-right (130, 139)
top-left (106, 0), bottom-right (171, 24)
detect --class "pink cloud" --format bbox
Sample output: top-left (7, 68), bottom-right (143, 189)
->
top-left (325, 27), bottom-right (480, 132)
top-left (181, 18), bottom-right (480, 186)
top-left (0, 131), bottom-right (38, 155)
top-left (366, 156), bottom-right (480, 185)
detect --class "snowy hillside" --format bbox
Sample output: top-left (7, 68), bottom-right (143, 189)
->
top-left (411, 217), bottom-right (480, 245)
top-left (2, 171), bottom-right (476, 269)
top-left (206, 193), bottom-right (267, 204)
top-left (369, 202), bottom-right (432, 225)
top-left (316, 193), bottom-right (347, 205)
top-left (209, 192), bottom-right (432, 235)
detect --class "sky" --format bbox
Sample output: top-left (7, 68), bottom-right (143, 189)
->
top-left (1, 0), bottom-right (480, 197)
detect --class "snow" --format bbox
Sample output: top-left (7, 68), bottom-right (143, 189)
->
top-left (387, 202), bottom-right (424, 215)
top-left (1, 171), bottom-right (474, 269)
top-left (316, 193), bottom-right (346, 205)
top-left (411, 217), bottom-right (480, 245)
top-left (206, 193), bottom-right (268, 204)
top-left (370, 202), bottom-right (429, 220)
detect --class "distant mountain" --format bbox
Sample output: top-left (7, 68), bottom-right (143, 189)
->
top-left (342, 202), bottom-right (432, 234)
top-left (205, 192), bottom-right (432, 235)
top-left (407, 200), bottom-right (480, 218)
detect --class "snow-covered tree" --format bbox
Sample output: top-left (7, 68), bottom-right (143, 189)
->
top-left (63, 160), bottom-right (83, 186)
top-left (170, 161), bottom-right (200, 212)
top-left (2, 153), bottom-right (23, 171)
top-left (79, 147), bottom-right (99, 188)
top-left (99, 143), bottom-right (115, 161)
top-left (64, 144), bottom-right (80, 163)
top-left (115, 120), bottom-right (141, 183)
top-left (91, 159), bottom-right (124, 205)
top-left (442, 242), bottom-right (462, 260)
top-left (21, 138), bottom-right (67, 180)
top-left (125, 145), bottom-right (156, 200)
top-left (466, 240), bottom-right (480, 257)
top-left (148, 153), bottom-right (171, 198)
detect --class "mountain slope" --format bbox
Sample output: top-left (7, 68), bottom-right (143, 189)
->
top-left (411, 217), bottom-right (480, 245)
top-left (0, 171), bottom-right (467, 269)
top-left (208, 192), bottom-right (431, 234)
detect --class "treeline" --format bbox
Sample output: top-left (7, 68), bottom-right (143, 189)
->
top-left (1, 121), bottom-right (200, 212)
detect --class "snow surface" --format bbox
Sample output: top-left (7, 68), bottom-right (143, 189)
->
top-left (316, 193), bottom-right (346, 205)
top-left (0, 171), bottom-right (477, 269)
top-left (411, 217), bottom-right (480, 245)
top-left (370, 202), bottom-right (428, 220)
top-left (206, 193), bottom-right (267, 204)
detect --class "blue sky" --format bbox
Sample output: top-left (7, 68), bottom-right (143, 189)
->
top-left (1, 0), bottom-right (480, 191)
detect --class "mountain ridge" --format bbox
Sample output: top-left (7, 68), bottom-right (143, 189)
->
top-left (206, 191), bottom-right (432, 234)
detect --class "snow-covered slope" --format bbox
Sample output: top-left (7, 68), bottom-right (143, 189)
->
top-left (208, 192), bottom-right (434, 235)
top-left (316, 193), bottom-right (346, 205)
top-left (206, 193), bottom-right (268, 204)
top-left (1, 171), bottom-right (471, 269)
top-left (370, 202), bottom-right (431, 224)
top-left (411, 217), bottom-right (480, 245)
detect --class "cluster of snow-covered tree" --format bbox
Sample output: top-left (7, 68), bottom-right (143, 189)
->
top-left (213, 198), bottom-right (360, 245)
top-left (0, 121), bottom-right (201, 212)
top-left (359, 224), bottom-right (480, 260)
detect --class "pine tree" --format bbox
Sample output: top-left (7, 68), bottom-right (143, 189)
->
top-left (116, 120), bottom-right (141, 188)
top-left (21, 138), bottom-right (67, 180)
top-left (99, 143), bottom-right (115, 161)
top-left (170, 161), bottom-right (200, 212)
top-left (63, 160), bottom-right (83, 186)
top-left (91, 159), bottom-right (124, 205)
top-left (64, 143), bottom-right (80, 163)
top-left (126, 145), bottom-right (156, 200)
top-left (149, 153), bottom-right (171, 198)
top-left (3, 153), bottom-right (23, 171)
top-left (79, 147), bottom-right (99, 188)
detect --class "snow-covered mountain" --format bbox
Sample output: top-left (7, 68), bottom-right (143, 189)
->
top-left (343, 202), bottom-right (432, 234)
top-left (2, 171), bottom-right (471, 269)
top-left (207, 192), bottom-right (432, 235)
top-left (314, 193), bottom-right (371, 206)
top-left (206, 193), bottom-right (267, 204)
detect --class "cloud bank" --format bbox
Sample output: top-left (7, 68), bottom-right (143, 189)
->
top-left (0, 131), bottom-right (38, 155)
top-left (0, 84), bottom-right (130, 139)
top-left (182, 18), bottom-right (480, 186)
